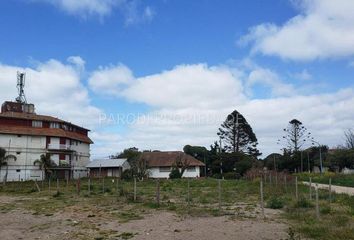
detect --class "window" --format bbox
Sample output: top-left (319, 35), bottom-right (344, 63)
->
top-left (159, 167), bottom-right (171, 173)
top-left (50, 122), bottom-right (60, 129)
top-left (187, 167), bottom-right (196, 172)
top-left (32, 121), bottom-right (43, 128)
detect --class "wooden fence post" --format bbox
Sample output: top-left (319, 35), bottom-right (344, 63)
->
top-left (134, 178), bottom-right (137, 202)
top-left (34, 179), bottom-right (41, 192)
top-left (156, 179), bottom-right (160, 207)
top-left (77, 177), bottom-right (81, 195)
top-left (260, 180), bottom-right (265, 219)
top-left (218, 179), bottom-right (222, 211)
top-left (315, 184), bottom-right (320, 220)
top-left (88, 177), bottom-right (91, 195)
top-left (49, 179), bottom-right (51, 193)
top-left (187, 179), bottom-right (190, 208)
top-left (102, 177), bottom-right (105, 193)
top-left (329, 178), bottom-right (332, 204)
top-left (116, 178), bottom-right (119, 196)
top-left (56, 178), bottom-right (59, 191)
top-left (284, 175), bottom-right (287, 192)
top-left (295, 176), bottom-right (298, 201)
top-left (309, 177), bottom-right (312, 201)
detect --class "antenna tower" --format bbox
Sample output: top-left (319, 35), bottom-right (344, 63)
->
top-left (16, 71), bottom-right (27, 104)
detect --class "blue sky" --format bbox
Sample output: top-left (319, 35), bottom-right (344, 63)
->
top-left (0, 0), bottom-right (354, 158)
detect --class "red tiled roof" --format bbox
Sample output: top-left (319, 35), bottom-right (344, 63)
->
top-left (141, 151), bottom-right (205, 167)
top-left (0, 125), bottom-right (93, 144)
top-left (0, 111), bottom-right (89, 131)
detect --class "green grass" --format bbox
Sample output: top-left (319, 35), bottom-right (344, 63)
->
top-left (0, 177), bottom-right (353, 240)
top-left (295, 173), bottom-right (354, 187)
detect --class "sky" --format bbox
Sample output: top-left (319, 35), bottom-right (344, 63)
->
top-left (0, 0), bottom-right (354, 158)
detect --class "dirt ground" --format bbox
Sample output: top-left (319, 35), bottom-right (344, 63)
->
top-left (0, 195), bottom-right (289, 240)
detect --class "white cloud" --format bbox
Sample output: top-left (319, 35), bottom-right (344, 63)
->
top-left (293, 69), bottom-right (312, 81)
top-left (37, 0), bottom-right (155, 23)
top-left (122, 64), bottom-right (246, 108)
top-left (88, 63), bottom-right (134, 96)
top-left (90, 62), bottom-right (354, 158)
top-left (40, 0), bottom-right (121, 18)
top-left (0, 57), bottom-right (102, 129)
top-left (247, 68), bottom-right (295, 96)
top-left (239, 0), bottom-right (354, 61)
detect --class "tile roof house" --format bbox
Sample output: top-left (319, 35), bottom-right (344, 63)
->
top-left (141, 151), bottom-right (205, 178)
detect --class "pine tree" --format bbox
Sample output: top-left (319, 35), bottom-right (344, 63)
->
top-left (218, 110), bottom-right (261, 157)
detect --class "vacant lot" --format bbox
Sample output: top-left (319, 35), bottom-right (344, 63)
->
top-left (0, 178), bottom-right (353, 240)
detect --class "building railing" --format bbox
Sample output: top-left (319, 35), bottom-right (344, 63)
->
top-left (48, 144), bottom-right (72, 151)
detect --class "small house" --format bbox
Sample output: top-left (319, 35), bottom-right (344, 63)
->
top-left (141, 151), bottom-right (205, 178)
top-left (86, 158), bottom-right (130, 178)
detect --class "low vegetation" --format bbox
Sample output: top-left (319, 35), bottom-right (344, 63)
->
top-left (0, 176), bottom-right (353, 240)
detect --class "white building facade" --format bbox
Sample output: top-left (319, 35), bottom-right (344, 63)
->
top-left (141, 151), bottom-right (205, 179)
top-left (0, 101), bottom-right (92, 182)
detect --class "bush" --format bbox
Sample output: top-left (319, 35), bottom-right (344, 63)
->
top-left (169, 168), bottom-right (182, 179)
top-left (223, 172), bottom-right (241, 179)
top-left (266, 196), bottom-right (284, 209)
top-left (122, 169), bottom-right (133, 181)
top-left (212, 173), bottom-right (222, 179)
top-left (294, 197), bottom-right (313, 208)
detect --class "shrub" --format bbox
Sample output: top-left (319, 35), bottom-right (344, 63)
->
top-left (122, 169), bottom-right (133, 181)
top-left (223, 172), bottom-right (241, 179)
top-left (294, 197), bottom-right (313, 208)
top-left (169, 168), bottom-right (182, 179)
top-left (266, 196), bottom-right (284, 209)
top-left (212, 173), bottom-right (222, 179)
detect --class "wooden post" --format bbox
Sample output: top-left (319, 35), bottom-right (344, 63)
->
top-left (49, 178), bottom-right (51, 193)
top-left (284, 175), bottom-right (287, 192)
top-left (34, 179), bottom-right (41, 192)
top-left (56, 178), bottom-right (59, 191)
top-left (275, 173), bottom-right (278, 187)
top-left (66, 177), bottom-right (69, 188)
top-left (269, 173), bottom-right (272, 185)
top-left (295, 176), bottom-right (298, 201)
top-left (315, 184), bottom-right (320, 220)
top-left (260, 180), bottom-right (265, 219)
top-left (88, 177), bottom-right (91, 195)
top-left (309, 177), bottom-right (312, 201)
top-left (116, 178), bottom-right (119, 196)
top-left (102, 177), bottom-right (105, 193)
top-left (329, 178), bottom-right (332, 203)
top-left (77, 177), bottom-right (81, 195)
top-left (187, 179), bottom-right (190, 208)
top-left (218, 179), bottom-right (222, 211)
top-left (134, 178), bottom-right (137, 202)
top-left (156, 179), bottom-right (160, 207)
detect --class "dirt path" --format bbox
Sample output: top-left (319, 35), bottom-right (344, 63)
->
top-left (0, 195), bottom-right (289, 240)
top-left (302, 181), bottom-right (354, 196)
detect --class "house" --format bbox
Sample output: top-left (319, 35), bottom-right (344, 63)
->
top-left (141, 151), bottom-right (205, 178)
top-left (86, 158), bottom-right (130, 178)
top-left (0, 75), bottom-right (92, 182)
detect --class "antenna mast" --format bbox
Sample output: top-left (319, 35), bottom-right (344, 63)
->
top-left (16, 71), bottom-right (27, 104)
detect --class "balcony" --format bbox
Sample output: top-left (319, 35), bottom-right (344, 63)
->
top-left (48, 144), bottom-right (73, 151)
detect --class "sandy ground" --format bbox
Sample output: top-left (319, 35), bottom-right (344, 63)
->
top-left (0, 196), bottom-right (289, 240)
top-left (303, 181), bottom-right (354, 196)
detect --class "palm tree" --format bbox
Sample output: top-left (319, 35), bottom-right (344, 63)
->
top-left (34, 154), bottom-right (57, 180)
top-left (0, 147), bottom-right (17, 184)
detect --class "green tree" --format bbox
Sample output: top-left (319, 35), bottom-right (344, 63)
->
top-left (34, 154), bottom-right (57, 180)
top-left (117, 148), bottom-right (149, 180)
top-left (0, 147), bottom-right (16, 184)
top-left (218, 110), bottom-right (260, 157)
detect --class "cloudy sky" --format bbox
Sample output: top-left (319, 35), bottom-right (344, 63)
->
top-left (0, 0), bottom-right (353, 158)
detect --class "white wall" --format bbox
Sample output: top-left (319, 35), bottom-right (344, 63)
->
top-left (148, 166), bottom-right (201, 179)
top-left (0, 133), bottom-right (91, 181)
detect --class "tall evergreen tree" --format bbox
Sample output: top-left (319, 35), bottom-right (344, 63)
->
top-left (218, 110), bottom-right (261, 157)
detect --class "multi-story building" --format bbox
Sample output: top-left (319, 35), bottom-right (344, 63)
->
top-left (0, 100), bottom-right (93, 182)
